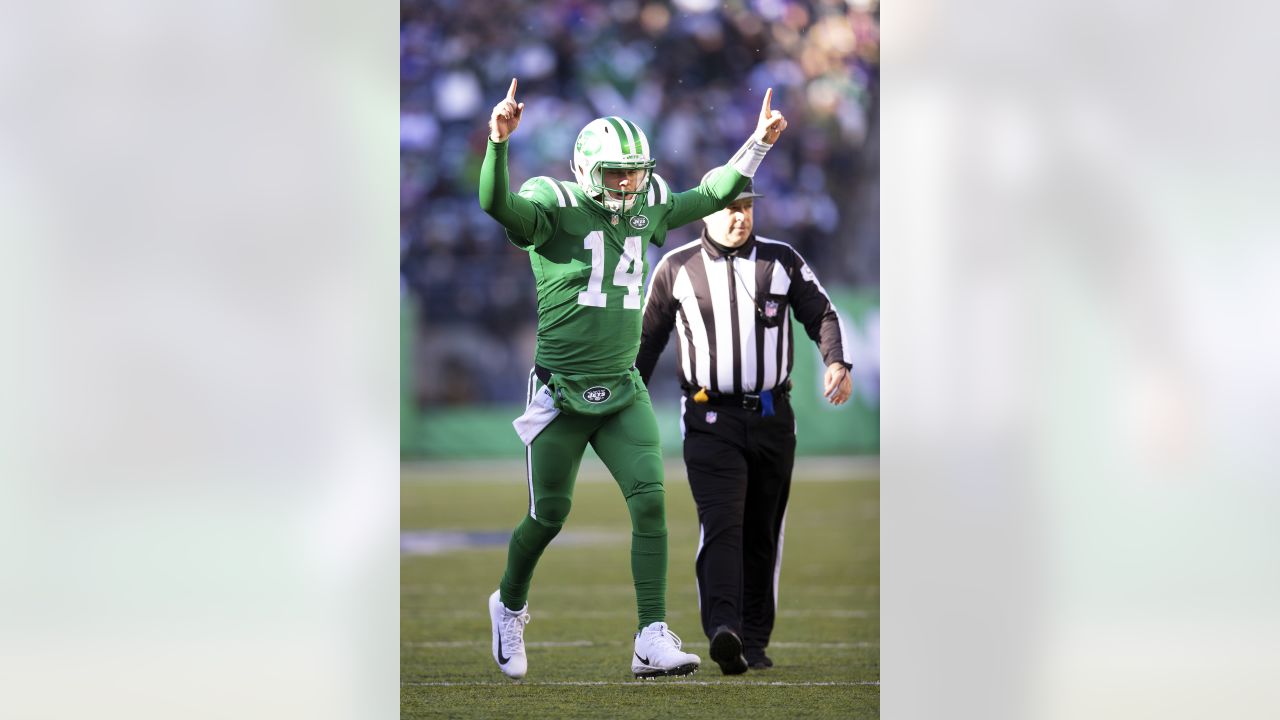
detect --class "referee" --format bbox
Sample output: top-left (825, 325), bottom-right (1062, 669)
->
top-left (636, 172), bottom-right (853, 675)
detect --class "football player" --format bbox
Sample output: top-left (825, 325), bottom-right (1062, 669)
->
top-left (480, 77), bottom-right (787, 679)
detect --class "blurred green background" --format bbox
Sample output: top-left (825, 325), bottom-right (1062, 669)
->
top-left (401, 287), bottom-right (878, 459)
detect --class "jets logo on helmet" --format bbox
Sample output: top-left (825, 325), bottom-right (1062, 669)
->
top-left (576, 130), bottom-right (603, 157)
top-left (572, 117), bottom-right (655, 217)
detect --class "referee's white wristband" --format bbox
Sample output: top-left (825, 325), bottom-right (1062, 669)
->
top-left (729, 137), bottom-right (773, 178)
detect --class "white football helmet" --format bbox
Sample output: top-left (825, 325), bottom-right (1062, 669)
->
top-left (572, 116), bottom-right (655, 216)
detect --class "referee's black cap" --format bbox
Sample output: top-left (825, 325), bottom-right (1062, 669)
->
top-left (701, 169), bottom-right (764, 201)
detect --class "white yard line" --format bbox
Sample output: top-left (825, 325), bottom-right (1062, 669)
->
top-left (406, 640), bottom-right (877, 649)
top-left (768, 641), bottom-right (879, 648)
top-left (402, 583), bottom-right (639, 595)
top-left (403, 457), bottom-right (878, 484)
top-left (401, 529), bottom-right (626, 556)
top-left (410, 609), bottom-right (694, 620)
top-left (406, 641), bottom-right (597, 648)
top-left (407, 608), bottom-right (874, 620)
top-left (401, 584), bottom-right (877, 596)
top-left (403, 680), bottom-right (879, 687)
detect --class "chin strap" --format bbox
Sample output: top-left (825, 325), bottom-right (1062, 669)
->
top-left (597, 193), bottom-right (638, 213)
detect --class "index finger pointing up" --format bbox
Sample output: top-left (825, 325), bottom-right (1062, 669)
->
top-left (507, 78), bottom-right (519, 100)
top-left (760, 87), bottom-right (773, 116)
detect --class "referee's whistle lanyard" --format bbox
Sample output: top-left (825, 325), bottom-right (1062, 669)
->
top-left (689, 254), bottom-right (781, 417)
top-left (727, 254), bottom-right (784, 329)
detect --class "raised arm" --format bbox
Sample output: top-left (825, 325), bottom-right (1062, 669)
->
top-left (665, 88), bottom-right (790, 229)
top-left (478, 79), bottom-right (554, 247)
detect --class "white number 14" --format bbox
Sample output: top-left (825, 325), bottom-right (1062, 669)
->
top-left (577, 232), bottom-right (642, 310)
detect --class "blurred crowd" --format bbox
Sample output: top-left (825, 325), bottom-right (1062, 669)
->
top-left (402, 0), bottom-right (879, 406)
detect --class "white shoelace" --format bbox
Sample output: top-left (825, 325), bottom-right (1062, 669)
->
top-left (650, 623), bottom-right (683, 651)
top-left (501, 610), bottom-right (530, 653)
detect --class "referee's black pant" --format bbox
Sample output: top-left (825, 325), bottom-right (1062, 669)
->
top-left (682, 392), bottom-right (796, 656)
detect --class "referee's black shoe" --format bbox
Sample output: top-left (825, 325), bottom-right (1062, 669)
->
top-left (746, 650), bottom-right (773, 670)
top-left (709, 626), bottom-right (748, 675)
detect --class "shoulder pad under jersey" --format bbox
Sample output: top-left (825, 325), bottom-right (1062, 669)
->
top-left (518, 176), bottom-right (583, 210)
top-left (645, 173), bottom-right (672, 207)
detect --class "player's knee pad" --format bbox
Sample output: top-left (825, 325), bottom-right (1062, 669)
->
top-left (626, 488), bottom-right (667, 536)
top-left (532, 495), bottom-right (572, 528)
top-left (629, 446), bottom-right (665, 493)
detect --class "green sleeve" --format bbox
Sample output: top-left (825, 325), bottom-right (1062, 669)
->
top-left (478, 139), bottom-right (557, 249)
top-left (663, 166), bottom-right (749, 229)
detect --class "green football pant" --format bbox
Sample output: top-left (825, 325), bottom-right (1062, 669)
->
top-left (500, 381), bottom-right (667, 631)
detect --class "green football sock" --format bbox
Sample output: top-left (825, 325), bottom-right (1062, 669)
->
top-left (631, 531), bottom-right (668, 629)
top-left (499, 514), bottom-right (562, 610)
top-left (626, 489), bottom-right (668, 629)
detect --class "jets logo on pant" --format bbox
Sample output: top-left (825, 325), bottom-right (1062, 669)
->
top-left (584, 387), bottom-right (610, 403)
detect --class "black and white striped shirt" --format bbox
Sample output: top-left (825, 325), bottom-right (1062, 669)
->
top-left (637, 229), bottom-right (852, 394)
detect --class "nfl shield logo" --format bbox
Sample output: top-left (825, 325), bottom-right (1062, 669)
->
top-left (706, 411), bottom-right (717, 424)
top-left (764, 300), bottom-right (779, 318)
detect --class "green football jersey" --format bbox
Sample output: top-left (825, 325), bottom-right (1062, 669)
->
top-left (479, 140), bottom-right (747, 376)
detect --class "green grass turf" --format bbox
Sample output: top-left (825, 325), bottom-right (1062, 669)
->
top-left (402, 458), bottom-right (879, 719)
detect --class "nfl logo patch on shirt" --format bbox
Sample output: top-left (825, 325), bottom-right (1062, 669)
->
top-left (706, 411), bottom-right (717, 424)
top-left (764, 300), bottom-right (779, 318)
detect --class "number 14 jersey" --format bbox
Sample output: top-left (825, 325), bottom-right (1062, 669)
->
top-left (505, 171), bottom-right (744, 376)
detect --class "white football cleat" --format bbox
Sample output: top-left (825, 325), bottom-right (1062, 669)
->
top-left (489, 590), bottom-right (530, 679)
top-left (632, 621), bottom-right (700, 678)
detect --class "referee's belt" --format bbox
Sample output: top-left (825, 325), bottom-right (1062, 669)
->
top-left (685, 382), bottom-right (791, 412)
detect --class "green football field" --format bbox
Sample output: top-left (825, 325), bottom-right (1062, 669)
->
top-left (402, 457), bottom-right (879, 719)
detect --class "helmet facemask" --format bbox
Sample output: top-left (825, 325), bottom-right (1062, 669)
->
top-left (572, 117), bottom-right (656, 217)
top-left (585, 161), bottom-right (653, 214)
